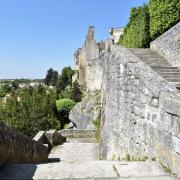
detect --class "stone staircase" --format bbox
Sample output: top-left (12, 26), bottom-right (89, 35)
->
top-left (0, 136), bottom-right (177, 179)
top-left (129, 48), bottom-right (180, 86)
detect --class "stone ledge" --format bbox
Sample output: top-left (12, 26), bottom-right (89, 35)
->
top-left (33, 131), bottom-right (46, 143)
top-left (58, 129), bottom-right (97, 138)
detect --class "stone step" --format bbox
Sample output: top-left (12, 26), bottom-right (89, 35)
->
top-left (152, 69), bottom-right (180, 73)
top-left (148, 63), bottom-right (170, 67)
top-left (158, 72), bottom-right (180, 76)
top-left (165, 78), bottom-right (180, 82)
top-left (145, 62), bottom-right (169, 65)
top-left (49, 143), bottom-right (99, 162)
top-left (151, 66), bottom-right (178, 69)
top-left (162, 75), bottom-right (180, 78)
top-left (0, 161), bottom-right (176, 179)
top-left (66, 137), bottom-right (96, 143)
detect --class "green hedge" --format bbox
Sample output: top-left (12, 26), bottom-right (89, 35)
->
top-left (150, 0), bottom-right (180, 40)
top-left (118, 4), bottom-right (150, 48)
top-left (56, 99), bottom-right (75, 128)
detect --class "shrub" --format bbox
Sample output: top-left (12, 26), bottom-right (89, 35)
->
top-left (0, 86), bottom-right (60, 137)
top-left (150, 0), bottom-right (180, 40)
top-left (59, 81), bottom-right (82, 103)
top-left (118, 4), bottom-right (150, 48)
top-left (56, 98), bottom-right (75, 128)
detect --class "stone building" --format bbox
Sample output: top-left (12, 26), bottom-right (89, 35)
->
top-left (109, 27), bottom-right (124, 44)
top-left (73, 26), bottom-right (105, 88)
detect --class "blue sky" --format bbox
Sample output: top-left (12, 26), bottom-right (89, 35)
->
top-left (0, 0), bottom-right (149, 79)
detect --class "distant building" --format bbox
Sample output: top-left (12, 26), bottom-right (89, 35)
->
top-left (109, 27), bottom-right (124, 44)
top-left (73, 26), bottom-right (105, 88)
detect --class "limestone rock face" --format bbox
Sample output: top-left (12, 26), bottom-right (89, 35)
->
top-left (69, 91), bottom-right (102, 129)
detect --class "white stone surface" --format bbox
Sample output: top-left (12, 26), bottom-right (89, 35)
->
top-left (0, 138), bottom-right (176, 179)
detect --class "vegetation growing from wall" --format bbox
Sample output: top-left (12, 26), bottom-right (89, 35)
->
top-left (118, 4), bottom-right (150, 48)
top-left (149, 0), bottom-right (180, 39)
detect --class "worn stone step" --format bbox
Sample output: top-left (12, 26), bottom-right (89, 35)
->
top-left (151, 66), bottom-right (178, 69)
top-left (158, 72), bottom-right (180, 76)
top-left (145, 62), bottom-right (169, 65)
top-left (162, 75), bottom-right (180, 78)
top-left (166, 78), bottom-right (180, 82)
top-left (152, 69), bottom-right (180, 73)
top-left (49, 143), bottom-right (99, 162)
top-left (148, 63), bottom-right (170, 67)
top-left (0, 161), bottom-right (176, 179)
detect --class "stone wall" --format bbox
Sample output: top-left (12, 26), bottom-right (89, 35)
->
top-left (74, 26), bottom-right (100, 88)
top-left (151, 22), bottom-right (180, 67)
top-left (100, 45), bottom-right (180, 176)
top-left (0, 122), bottom-right (48, 165)
top-left (86, 58), bottom-right (103, 91)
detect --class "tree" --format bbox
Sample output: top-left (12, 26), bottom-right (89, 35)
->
top-left (71, 80), bottom-right (82, 102)
top-left (44, 68), bottom-right (58, 86)
top-left (56, 67), bottom-right (74, 94)
top-left (56, 98), bottom-right (75, 128)
top-left (118, 4), bottom-right (150, 48)
top-left (150, 0), bottom-right (180, 40)
top-left (0, 84), bottom-right (11, 97)
top-left (0, 86), bottom-right (60, 137)
top-left (12, 80), bottom-right (19, 90)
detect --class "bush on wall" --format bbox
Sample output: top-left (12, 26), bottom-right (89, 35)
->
top-left (150, 0), bottom-right (180, 40)
top-left (118, 4), bottom-right (150, 48)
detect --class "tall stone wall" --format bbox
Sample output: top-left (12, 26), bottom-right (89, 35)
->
top-left (0, 122), bottom-right (48, 165)
top-left (86, 58), bottom-right (103, 91)
top-left (100, 45), bottom-right (180, 176)
top-left (151, 22), bottom-right (180, 67)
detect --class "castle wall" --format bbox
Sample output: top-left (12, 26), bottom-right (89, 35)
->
top-left (86, 58), bottom-right (103, 91)
top-left (100, 45), bottom-right (180, 176)
top-left (151, 22), bottom-right (180, 68)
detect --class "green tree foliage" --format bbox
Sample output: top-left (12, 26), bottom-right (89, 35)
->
top-left (118, 4), bottom-right (150, 48)
top-left (56, 98), bottom-right (75, 128)
top-left (0, 86), bottom-right (60, 137)
top-left (150, 0), bottom-right (180, 40)
top-left (58, 81), bottom-right (82, 103)
top-left (0, 84), bottom-right (11, 97)
top-left (56, 67), bottom-right (74, 94)
top-left (71, 80), bottom-right (82, 102)
top-left (59, 86), bottom-right (73, 100)
top-left (44, 68), bottom-right (59, 86)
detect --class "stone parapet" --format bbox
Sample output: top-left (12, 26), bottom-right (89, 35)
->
top-left (0, 122), bottom-right (48, 165)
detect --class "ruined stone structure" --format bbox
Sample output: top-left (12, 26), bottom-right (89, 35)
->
top-left (109, 27), bottom-right (124, 44)
top-left (73, 26), bottom-right (105, 89)
top-left (71, 22), bottom-right (180, 177)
